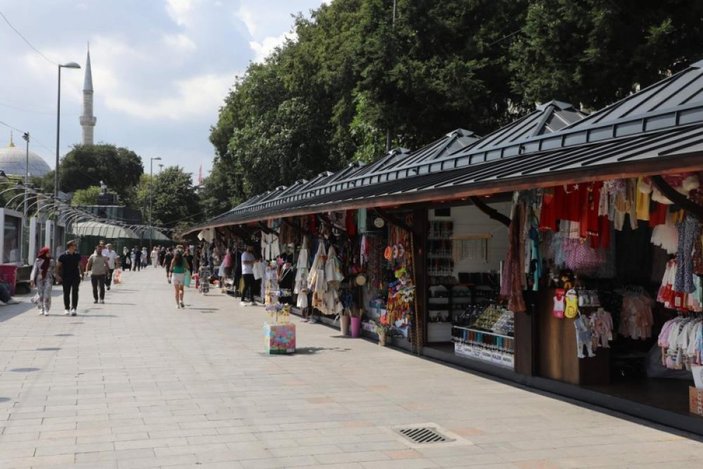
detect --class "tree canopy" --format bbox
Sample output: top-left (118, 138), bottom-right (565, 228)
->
top-left (205, 0), bottom-right (703, 210)
top-left (140, 166), bottom-right (201, 229)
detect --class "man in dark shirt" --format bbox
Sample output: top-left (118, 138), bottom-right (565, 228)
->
top-left (56, 240), bottom-right (82, 316)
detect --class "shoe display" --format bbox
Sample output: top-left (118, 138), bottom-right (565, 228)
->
top-left (99, 299), bottom-right (105, 304)
top-left (39, 309), bottom-right (45, 315)
top-left (94, 300), bottom-right (98, 304)
top-left (180, 302), bottom-right (185, 308)
top-left (70, 308), bottom-right (76, 315)
top-left (43, 310), bottom-right (48, 316)
top-left (64, 309), bottom-right (70, 315)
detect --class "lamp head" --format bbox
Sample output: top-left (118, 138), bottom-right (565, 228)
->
top-left (60, 62), bottom-right (81, 69)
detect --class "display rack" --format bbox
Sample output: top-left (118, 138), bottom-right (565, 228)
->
top-left (452, 325), bottom-right (515, 368)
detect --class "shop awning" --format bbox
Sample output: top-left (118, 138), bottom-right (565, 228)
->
top-left (70, 221), bottom-right (139, 239)
top-left (185, 61), bottom-right (703, 234)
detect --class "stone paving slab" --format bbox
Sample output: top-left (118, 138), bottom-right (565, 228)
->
top-left (0, 267), bottom-right (701, 468)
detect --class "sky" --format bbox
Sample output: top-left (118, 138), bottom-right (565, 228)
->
top-left (0, 0), bottom-right (328, 183)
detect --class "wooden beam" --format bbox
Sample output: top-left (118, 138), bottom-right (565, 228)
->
top-left (651, 175), bottom-right (703, 220)
top-left (469, 196), bottom-right (511, 227)
top-left (373, 208), bottom-right (416, 235)
top-left (257, 221), bottom-right (279, 236)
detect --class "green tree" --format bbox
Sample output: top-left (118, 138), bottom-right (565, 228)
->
top-left (58, 144), bottom-right (144, 201)
top-left (70, 186), bottom-right (101, 206)
top-left (205, 0), bottom-right (527, 204)
top-left (510, 0), bottom-right (703, 109)
top-left (141, 166), bottom-right (202, 228)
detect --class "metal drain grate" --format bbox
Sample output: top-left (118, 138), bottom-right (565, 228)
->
top-left (396, 426), bottom-right (454, 445)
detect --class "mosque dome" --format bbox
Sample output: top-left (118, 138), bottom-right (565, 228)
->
top-left (0, 136), bottom-right (52, 178)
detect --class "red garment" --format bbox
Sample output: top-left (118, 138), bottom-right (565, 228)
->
top-left (580, 182), bottom-right (602, 239)
top-left (563, 184), bottom-right (583, 222)
top-left (648, 202), bottom-right (667, 228)
top-left (345, 210), bottom-right (357, 237)
top-left (539, 190), bottom-right (558, 231)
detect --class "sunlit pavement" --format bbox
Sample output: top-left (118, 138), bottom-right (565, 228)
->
top-left (0, 267), bottom-right (701, 468)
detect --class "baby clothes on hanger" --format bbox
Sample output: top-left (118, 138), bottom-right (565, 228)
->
top-left (618, 291), bottom-right (654, 340)
top-left (574, 315), bottom-right (596, 359)
top-left (589, 308), bottom-right (614, 349)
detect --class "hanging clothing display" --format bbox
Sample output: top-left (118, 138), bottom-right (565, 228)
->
top-left (294, 241), bottom-right (310, 309)
top-left (261, 232), bottom-right (281, 261)
top-left (323, 245), bottom-right (344, 316)
top-left (658, 316), bottom-right (703, 370)
top-left (501, 198), bottom-right (526, 313)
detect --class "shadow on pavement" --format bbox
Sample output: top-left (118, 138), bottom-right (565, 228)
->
top-left (294, 346), bottom-right (351, 355)
top-left (0, 303), bottom-right (35, 323)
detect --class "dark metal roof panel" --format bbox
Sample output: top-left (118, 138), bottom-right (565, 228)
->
top-left (567, 64), bottom-right (703, 131)
top-left (201, 123), bottom-right (703, 229)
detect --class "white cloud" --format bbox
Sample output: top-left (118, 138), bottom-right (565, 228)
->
top-left (105, 72), bottom-right (235, 120)
top-left (162, 33), bottom-right (197, 52)
top-left (165, 0), bottom-right (199, 26)
top-left (249, 31), bottom-right (296, 63)
top-left (236, 5), bottom-right (257, 36)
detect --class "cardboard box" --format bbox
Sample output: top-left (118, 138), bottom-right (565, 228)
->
top-left (690, 386), bottom-right (703, 417)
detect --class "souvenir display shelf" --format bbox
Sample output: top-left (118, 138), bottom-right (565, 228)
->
top-left (452, 326), bottom-right (515, 368)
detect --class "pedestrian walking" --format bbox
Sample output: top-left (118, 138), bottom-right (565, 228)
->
top-left (222, 248), bottom-right (233, 288)
top-left (151, 246), bottom-right (159, 268)
top-left (102, 243), bottom-right (119, 291)
top-left (123, 246), bottom-right (131, 271)
top-left (57, 240), bottom-right (81, 316)
top-left (30, 246), bottom-right (55, 316)
top-left (171, 249), bottom-right (190, 308)
top-left (164, 247), bottom-right (174, 283)
top-left (86, 246), bottom-right (109, 304)
top-left (158, 246), bottom-right (166, 268)
top-left (133, 247), bottom-right (142, 272)
top-left (240, 245), bottom-right (257, 306)
top-left (141, 247), bottom-right (148, 268)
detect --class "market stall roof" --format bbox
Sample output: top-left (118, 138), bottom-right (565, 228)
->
top-left (186, 61), bottom-right (703, 234)
top-left (70, 221), bottom-right (139, 239)
top-left (135, 227), bottom-right (171, 241)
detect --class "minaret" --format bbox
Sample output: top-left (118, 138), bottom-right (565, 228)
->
top-left (79, 45), bottom-right (97, 145)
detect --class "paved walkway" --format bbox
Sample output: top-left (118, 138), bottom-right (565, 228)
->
top-left (0, 267), bottom-right (701, 468)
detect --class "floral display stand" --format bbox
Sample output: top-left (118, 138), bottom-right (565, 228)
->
top-left (264, 323), bottom-right (296, 354)
top-left (264, 303), bottom-right (296, 354)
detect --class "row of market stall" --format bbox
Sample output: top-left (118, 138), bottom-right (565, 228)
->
top-left (187, 61), bottom-right (703, 434)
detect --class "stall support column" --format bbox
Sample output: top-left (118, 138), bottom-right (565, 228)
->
top-left (412, 207), bottom-right (428, 354)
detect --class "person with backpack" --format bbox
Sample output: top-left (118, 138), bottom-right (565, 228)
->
top-left (164, 247), bottom-right (174, 284)
top-left (86, 246), bottom-right (109, 304)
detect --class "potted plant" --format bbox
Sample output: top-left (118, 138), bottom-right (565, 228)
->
top-left (375, 322), bottom-right (392, 346)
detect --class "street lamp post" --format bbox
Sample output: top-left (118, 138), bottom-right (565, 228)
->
top-left (21, 132), bottom-right (30, 265)
top-left (54, 61), bottom-right (81, 255)
top-left (149, 157), bottom-right (162, 253)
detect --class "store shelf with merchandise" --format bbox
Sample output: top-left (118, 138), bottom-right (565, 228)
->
top-left (451, 302), bottom-right (515, 368)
